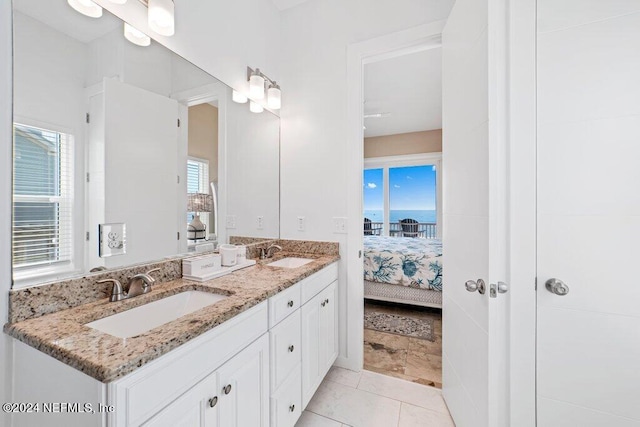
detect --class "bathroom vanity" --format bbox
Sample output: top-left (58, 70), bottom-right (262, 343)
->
top-left (5, 251), bottom-right (339, 427)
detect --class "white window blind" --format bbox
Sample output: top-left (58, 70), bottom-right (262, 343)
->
top-left (187, 158), bottom-right (210, 228)
top-left (12, 123), bottom-right (74, 271)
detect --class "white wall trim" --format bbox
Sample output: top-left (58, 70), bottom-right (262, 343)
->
top-left (340, 21), bottom-right (446, 371)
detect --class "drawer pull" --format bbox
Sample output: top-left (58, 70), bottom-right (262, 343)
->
top-left (321, 301), bottom-right (326, 307)
top-left (289, 404), bottom-right (295, 412)
top-left (288, 345), bottom-right (295, 352)
top-left (325, 298), bottom-right (329, 305)
top-left (223, 384), bottom-right (232, 395)
top-left (208, 396), bottom-right (218, 408)
top-left (288, 300), bottom-right (294, 307)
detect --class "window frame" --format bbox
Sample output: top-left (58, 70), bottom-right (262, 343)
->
top-left (186, 156), bottom-right (211, 233)
top-left (364, 152), bottom-right (442, 238)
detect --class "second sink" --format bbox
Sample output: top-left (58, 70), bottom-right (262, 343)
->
top-left (85, 290), bottom-right (228, 339)
top-left (267, 257), bottom-right (314, 269)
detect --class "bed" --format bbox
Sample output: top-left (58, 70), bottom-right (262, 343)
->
top-left (363, 236), bottom-right (443, 308)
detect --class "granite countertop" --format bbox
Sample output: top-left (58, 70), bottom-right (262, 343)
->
top-left (4, 251), bottom-right (339, 383)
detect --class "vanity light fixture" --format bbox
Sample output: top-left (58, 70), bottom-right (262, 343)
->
top-left (249, 69), bottom-right (266, 100)
top-left (124, 23), bottom-right (151, 46)
top-left (250, 101), bottom-right (264, 114)
top-left (109, 0), bottom-right (128, 4)
top-left (247, 67), bottom-right (282, 110)
top-left (148, 0), bottom-right (175, 36)
top-left (67, 0), bottom-right (103, 18)
top-left (232, 90), bottom-right (248, 104)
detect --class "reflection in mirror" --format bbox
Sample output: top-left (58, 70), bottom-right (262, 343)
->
top-left (11, 0), bottom-right (280, 288)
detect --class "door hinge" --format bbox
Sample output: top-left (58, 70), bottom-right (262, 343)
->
top-left (535, 277), bottom-right (538, 290)
top-left (86, 172), bottom-right (90, 183)
top-left (358, 250), bottom-right (362, 259)
top-left (177, 232), bottom-right (180, 240)
top-left (86, 113), bottom-right (90, 124)
top-left (177, 118), bottom-right (181, 127)
top-left (86, 231), bottom-right (90, 241)
top-left (177, 175), bottom-right (180, 184)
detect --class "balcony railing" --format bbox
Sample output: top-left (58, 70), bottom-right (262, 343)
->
top-left (365, 221), bottom-right (438, 239)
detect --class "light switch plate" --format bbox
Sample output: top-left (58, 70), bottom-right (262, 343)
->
top-left (99, 223), bottom-right (126, 257)
top-left (332, 217), bottom-right (347, 234)
top-left (297, 216), bottom-right (305, 232)
top-left (256, 216), bottom-right (264, 230)
top-left (226, 215), bottom-right (237, 229)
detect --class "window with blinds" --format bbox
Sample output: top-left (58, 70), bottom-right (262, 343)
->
top-left (12, 123), bottom-right (74, 271)
top-left (187, 158), bottom-right (210, 228)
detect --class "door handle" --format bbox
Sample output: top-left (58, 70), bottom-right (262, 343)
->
top-left (545, 278), bottom-right (569, 296)
top-left (465, 279), bottom-right (486, 295)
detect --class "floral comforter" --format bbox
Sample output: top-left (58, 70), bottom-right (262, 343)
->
top-left (363, 236), bottom-right (442, 291)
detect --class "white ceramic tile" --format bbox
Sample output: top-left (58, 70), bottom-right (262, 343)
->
top-left (538, 13), bottom-right (640, 124)
top-left (398, 403), bottom-right (456, 427)
top-left (538, 116), bottom-right (640, 216)
top-left (537, 215), bottom-right (640, 317)
top-left (357, 370), bottom-right (449, 415)
top-left (295, 411), bottom-right (342, 427)
top-left (324, 366), bottom-right (362, 388)
top-left (538, 397), bottom-right (640, 427)
top-left (538, 0), bottom-right (640, 33)
top-left (538, 307), bottom-right (640, 420)
top-left (305, 380), bottom-right (401, 427)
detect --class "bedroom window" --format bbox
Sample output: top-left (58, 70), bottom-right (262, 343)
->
top-left (12, 123), bottom-right (74, 274)
top-left (187, 157), bottom-right (210, 231)
top-left (364, 153), bottom-right (441, 238)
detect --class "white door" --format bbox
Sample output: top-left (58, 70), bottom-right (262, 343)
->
top-left (441, 1), bottom-right (509, 426)
top-left (102, 78), bottom-right (179, 268)
top-left (536, 2), bottom-right (640, 426)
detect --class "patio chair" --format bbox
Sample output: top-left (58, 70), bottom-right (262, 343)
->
top-left (399, 218), bottom-right (421, 238)
top-left (363, 218), bottom-right (380, 236)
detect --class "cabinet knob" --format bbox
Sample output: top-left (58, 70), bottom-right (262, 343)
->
top-left (223, 384), bottom-right (232, 395)
top-left (288, 300), bottom-right (294, 307)
top-left (208, 396), bottom-right (218, 408)
top-left (325, 298), bottom-right (329, 305)
top-left (321, 301), bottom-right (326, 307)
top-left (288, 345), bottom-right (295, 352)
top-left (289, 404), bottom-right (295, 412)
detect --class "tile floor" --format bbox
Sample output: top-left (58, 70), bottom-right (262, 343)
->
top-left (363, 301), bottom-right (443, 388)
top-left (295, 367), bottom-right (455, 427)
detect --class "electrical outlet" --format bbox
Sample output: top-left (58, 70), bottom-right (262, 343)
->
top-left (256, 216), bottom-right (264, 230)
top-left (226, 215), bottom-right (237, 229)
top-left (297, 216), bottom-right (305, 232)
top-left (332, 217), bottom-right (347, 234)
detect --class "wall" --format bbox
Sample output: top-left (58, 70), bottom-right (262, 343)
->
top-left (364, 129), bottom-right (442, 158)
top-left (188, 103), bottom-right (219, 228)
top-left (0, 0), bottom-right (12, 422)
top-left (279, 0), bottom-right (454, 366)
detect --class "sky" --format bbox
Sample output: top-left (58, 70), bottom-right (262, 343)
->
top-left (363, 165), bottom-right (436, 210)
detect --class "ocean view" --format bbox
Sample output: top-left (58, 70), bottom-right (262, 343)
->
top-left (364, 210), bottom-right (436, 223)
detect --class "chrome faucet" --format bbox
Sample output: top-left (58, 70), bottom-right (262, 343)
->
top-left (260, 244), bottom-right (283, 260)
top-left (98, 268), bottom-right (160, 302)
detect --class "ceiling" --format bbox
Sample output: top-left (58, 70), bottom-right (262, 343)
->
top-left (364, 47), bottom-right (442, 138)
top-left (14, 0), bottom-right (121, 44)
top-left (271, 0), bottom-right (312, 11)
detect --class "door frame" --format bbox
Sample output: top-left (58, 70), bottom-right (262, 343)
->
top-left (343, 20), bottom-right (446, 371)
top-left (344, 1), bottom-right (538, 425)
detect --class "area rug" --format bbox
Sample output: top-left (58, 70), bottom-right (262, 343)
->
top-left (364, 311), bottom-right (434, 341)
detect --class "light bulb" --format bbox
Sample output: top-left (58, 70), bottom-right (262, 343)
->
top-left (67, 0), bottom-right (103, 18)
top-left (249, 70), bottom-right (265, 100)
top-left (267, 83), bottom-right (281, 110)
top-left (109, 0), bottom-right (127, 4)
top-left (250, 101), bottom-right (264, 114)
top-left (232, 90), bottom-right (248, 104)
top-left (124, 23), bottom-right (151, 47)
top-left (148, 0), bottom-right (175, 36)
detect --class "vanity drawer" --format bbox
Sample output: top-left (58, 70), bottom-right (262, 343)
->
top-left (269, 282), bottom-right (301, 327)
top-left (300, 262), bottom-right (339, 304)
top-left (270, 309), bottom-right (301, 392)
top-left (271, 367), bottom-right (302, 427)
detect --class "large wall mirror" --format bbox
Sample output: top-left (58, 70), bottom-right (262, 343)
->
top-left (11, 0), bottom-right (280, 288)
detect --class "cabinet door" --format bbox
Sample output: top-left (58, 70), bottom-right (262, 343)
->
top-left (301, 291), bottom-right (322, 408)
top-left (217, 334), bottom-right (270, 427)
top-left (142, 372), bottom-right (219, 427)
top-left (319, 281), bottom-right (339, 373)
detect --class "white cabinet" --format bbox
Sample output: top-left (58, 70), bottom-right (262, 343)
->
top-left (143, 334), bottom-right (269, 427)
top-left (301, 280), bottom-right (338, 408)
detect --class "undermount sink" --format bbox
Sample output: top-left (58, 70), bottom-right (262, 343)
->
top-left (85, 290), bottom-right (228, 339)
top-left (267, 257), bottom-right (314, 269)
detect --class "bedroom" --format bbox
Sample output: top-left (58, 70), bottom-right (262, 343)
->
top-left (361, 46), bottom-right (444, 388)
